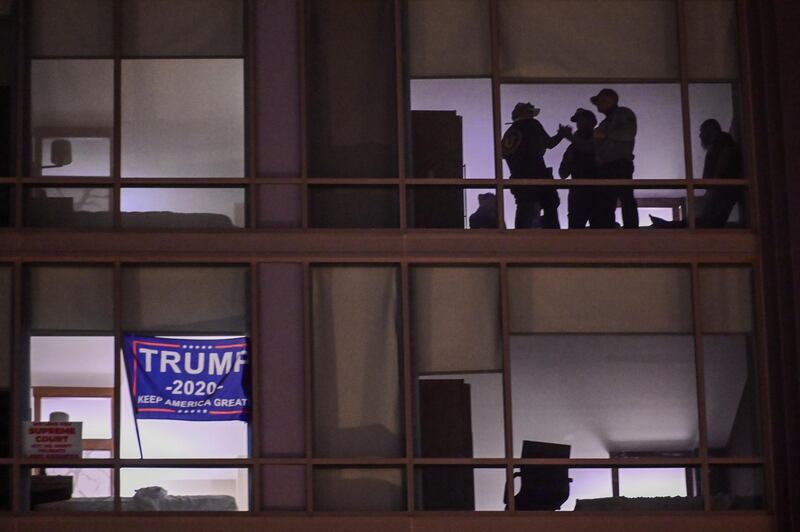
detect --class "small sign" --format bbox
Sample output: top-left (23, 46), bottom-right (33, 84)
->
top-left (23, 421), bottom-right (83, 459)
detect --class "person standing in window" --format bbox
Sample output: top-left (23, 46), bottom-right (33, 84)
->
top-left (558, 108), bottom-right (610, 228)
top-left (650, 118), bottom-right (744, 228)
top-left (502, 102), bottom-right (571, 229)
top-left (591, 88), bottom-right (638, 228)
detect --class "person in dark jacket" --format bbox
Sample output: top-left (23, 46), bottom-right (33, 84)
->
top-left (650, 119), bottom-right (743, 228)
top-left (502, 102), bottom-right (571, 229)
top-left (468, 192), bottom-right (499, 229)
top-left (591, 88), bottom-right (638, 228)
top-left (558, 108), bottom-right (609, 228)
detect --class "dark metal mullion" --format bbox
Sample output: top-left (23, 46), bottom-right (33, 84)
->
top-left (13, 0), bottom-right (28, 230)
top-left (499, 263), bottom-right (515, 512)
top-left (690, 263), bottom-right (712, 511)
top-left (489, 0), bottom-right (505, 230)
top-left (112, 0), bottom-right (122, 230)
top-left (248, 261), bottom-right (262, 512)
top-left (303, 263), bottom-right (313, 513)
top-left (400, 262), bottom-right (414, 512)
top-left (245, 0), bottom-right (258, 231)
top-left (394, 0), bottom-right (407, 231)
top-left (112, 261), bottom-right (122, 512)
top-left (299, 0), bottom-right (309, 229)
top-left (676, 0), bottom-right (696, 229)
top-left (10, 260), bottom-right (22, 512)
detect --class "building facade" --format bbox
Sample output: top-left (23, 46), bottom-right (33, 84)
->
top-left (1, 1), bottom-right (798, 531)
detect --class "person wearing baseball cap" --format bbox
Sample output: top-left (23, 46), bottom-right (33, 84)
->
top-left (558, 108), bottom-right (613, 228)
top-left (590, 88), bottom-right (639, 228)
top-left (501, 102), bottom-right (571, 229)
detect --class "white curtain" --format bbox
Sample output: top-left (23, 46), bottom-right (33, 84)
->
top-left (312, 266), bottom-right (403, 457)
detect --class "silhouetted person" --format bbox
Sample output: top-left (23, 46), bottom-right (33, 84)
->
top-left (558, 108), bottom-right (609, 228)
top-left (502, 102), bottom-right (571, 229)
top-left (650, 119), bottom-right (743, 228)
top-left (469, 192), bottom-right (499, 229)
top-left (591, 88), bottom-right (638, 228)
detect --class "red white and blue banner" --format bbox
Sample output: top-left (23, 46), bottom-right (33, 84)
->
top-left (123, 334), bottom-right (249, 422)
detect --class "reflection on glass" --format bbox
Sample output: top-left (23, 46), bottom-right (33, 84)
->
top-left (710, 466), bottom-right (764, 510)
top-left (314, 468), bottom-right (405, 512)
top-left (27, 467), bottom-right (113, 511)
top-left (120, 468), bottom-right (248, 511)
top-left (121, 60), bottom-right (245, 178)
top-left (121, 187), bottom-right (245, 229)
top-left (261, 465), bottom-right (305, 511)
top-left (30, 60), bottom-right (113, 177)
top-left (415, 467), bottom-right (505, 511)
top-left (309, 187), bottom-right (398, 228)
top-left (312, 266), bottom-right (403, 458)
top-left (24, 187), bottom-right (112, 229)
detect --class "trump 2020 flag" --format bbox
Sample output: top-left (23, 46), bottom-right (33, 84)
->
top-left (123, 334), bottom-right (249, 421)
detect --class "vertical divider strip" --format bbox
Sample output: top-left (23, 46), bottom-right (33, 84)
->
top-left (489, 0), bottom-right (505, 230)
top-left (246, 0), bottom-right (258, 230)
top-left (737, 0), bottom-right (759, 231)
top-left (303, 263), bottom-right (313, 512)
top-left (400, 261), bottom-right (414, 512)
top-left (676, 0), bottom-right (696, 228)
top-left (394, 0), bottom-right (407, 230)
top-left (11, 260), bottom-right (22, 512)
top-left (13, 0), bottom-right (26, 229)
top-left (112, 0), bottom-right (122, 229)
top-left (690, 263), bottom-right (711, 511)
top-left (752, 258), bottom-right (776, 511)
top-left (299, 0), bottom-right (309, 229)
top-left (249, 261), bottom-right (262, 512)
top-left (499, 262), bottom-right (514, 512)
top-left (113, 261), bottom-right (122, 512)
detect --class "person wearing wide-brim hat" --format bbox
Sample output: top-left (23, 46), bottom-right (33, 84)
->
top-left (501, 102), bottom-right (571, 229)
